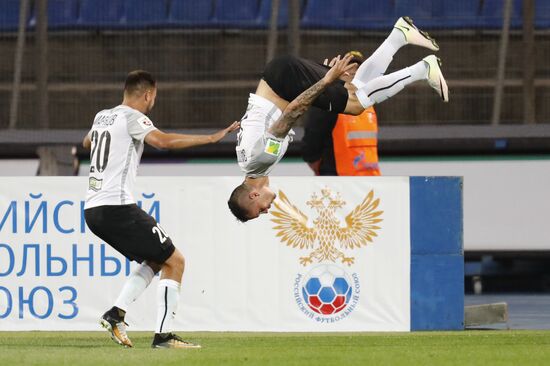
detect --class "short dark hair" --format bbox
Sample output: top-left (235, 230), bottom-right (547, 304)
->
top-left (124, 70), bottom-right (156, 96)
top-left (228, 183), bottom-right (252, 222)
top-left (346, 50), bottom-right (365, 65)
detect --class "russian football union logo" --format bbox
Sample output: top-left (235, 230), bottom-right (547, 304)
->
top-left (301, 264), bottom-right (355, 315)
top-left (271, 187), bottom-right (382, 323)
top-left (293, 263), bottom-right (360, 321)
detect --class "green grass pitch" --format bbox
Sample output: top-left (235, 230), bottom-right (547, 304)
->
top-left (1, 331), bottom-right (550, 366)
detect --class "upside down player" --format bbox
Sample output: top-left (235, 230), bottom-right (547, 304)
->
top-left (83, 70), bottom-right (239, 348)
top-left (228, 17), bottom-right (448, 222)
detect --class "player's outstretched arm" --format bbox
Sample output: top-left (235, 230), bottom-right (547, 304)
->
top-left (268, 54), bottom-right (356, 138)
top-left (145, 121), bottom-right (240, 150)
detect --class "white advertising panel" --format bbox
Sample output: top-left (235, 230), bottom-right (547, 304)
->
top-left (382, 159), bottom-right (550, 251)
top-left (0, 177), bottom-right (410, 331)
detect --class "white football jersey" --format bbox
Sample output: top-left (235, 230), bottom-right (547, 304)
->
top-left (84, 105), bottom-right (157, 209)
top-left (235, 94), bottom-right (293, 178)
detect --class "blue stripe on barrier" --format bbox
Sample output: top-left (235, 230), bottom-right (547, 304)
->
top-left (410, 177), bottom-right (463, 255)
top-left (411, 255), bottom-right (464, 330)
top-left (410, 176), bottom-right (464, 330)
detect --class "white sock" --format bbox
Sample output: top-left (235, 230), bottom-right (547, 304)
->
top-left (352, 28), bottom-right (407, 89)
top-left (355, 61), bottom-right (427, 108)
top-left (408, 59), bottom-right (429, 81)
top-left (155, 279), bottom-right (181, 334)
top-left (113, 262), bottom-right (155, 312)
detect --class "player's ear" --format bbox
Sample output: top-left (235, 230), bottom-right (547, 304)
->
top-left (249, 191), bottom-right (260, 199)
top-left (144, 89), bottom-right (154, 102)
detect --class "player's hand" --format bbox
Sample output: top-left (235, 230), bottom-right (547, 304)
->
top-left (322, 54), bottom-right (356, 84)
top-left (225, 120), bottom-right (240, 133)
top-left (210, 121), bottom-right (240, 143)
top-left (323, 55), bottom-right (340, 67)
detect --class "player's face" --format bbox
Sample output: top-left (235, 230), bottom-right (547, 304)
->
top-left (247, 187), bottom-right (277, 220)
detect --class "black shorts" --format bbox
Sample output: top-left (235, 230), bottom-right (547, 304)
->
top-left (262, 55), bottom-right (349, 113)
top-left (84, 204), bottom-right (176, 264)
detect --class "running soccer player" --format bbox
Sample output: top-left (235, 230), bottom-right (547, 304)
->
top-left (228, 16), bottom-right (448, 222)
top-left (83, 70), bottom-right (239, 349)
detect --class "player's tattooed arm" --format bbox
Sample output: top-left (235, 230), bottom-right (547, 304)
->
top-left (268, 81), bottom-right (328, 138)
top-left (268, 54), bottom-right (356, 138)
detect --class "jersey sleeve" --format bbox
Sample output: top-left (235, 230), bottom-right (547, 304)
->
top-left (126, 110), bottom-right (157, 141)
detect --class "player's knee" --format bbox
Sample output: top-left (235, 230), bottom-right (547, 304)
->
top-left (143, 260), bottom-right (162, 275)
top-left (346, 103), bottom-right (364, 115)
top-left (344, 95), bottom-right (366, 115)
top-left (165, 248), bottom-right (185, 272)
top-left (174, 250), bottom-right (185, 271)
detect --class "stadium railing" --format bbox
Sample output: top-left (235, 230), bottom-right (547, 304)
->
top-left (1, 0), bottom-right (548, 132)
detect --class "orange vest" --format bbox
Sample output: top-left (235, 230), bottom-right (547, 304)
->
top-left (332, 107), bottom-right (380, 176)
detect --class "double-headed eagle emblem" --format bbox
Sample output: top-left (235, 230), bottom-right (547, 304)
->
top-left (270, 188), bottom-right (383, 266)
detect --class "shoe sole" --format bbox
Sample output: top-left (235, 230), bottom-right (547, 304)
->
top-left (398, 16), bottom-right (439, 51)
top-left (99, 318), bottom-right (133, 348)
top-left (152, 342), bottom-right (202, 349)
top-left (425, 56), bottom-right (449, 102)
top-left (152, 344), bottom-right (202, 349)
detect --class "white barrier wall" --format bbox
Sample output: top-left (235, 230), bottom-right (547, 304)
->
top-left (382, 158), bottom-right (550, 252)
top-left (0, 177), bottom-right (411, 331)
top-left (3, 156), bottom-right (549, 252)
